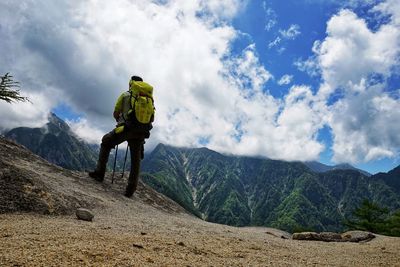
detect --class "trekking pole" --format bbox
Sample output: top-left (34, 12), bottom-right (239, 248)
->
top-left (121, 143), bottom-right (129, 179)
top-left (111, 145), bottom-right (119, 184)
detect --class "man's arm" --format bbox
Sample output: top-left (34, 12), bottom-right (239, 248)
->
top-left (113, 93), bottom-right (125, 122)
top-left (113, 110), bottom-right (120, 121)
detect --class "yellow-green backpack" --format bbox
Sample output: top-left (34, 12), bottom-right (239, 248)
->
top-left (128, 81), bottom-right (155, 124)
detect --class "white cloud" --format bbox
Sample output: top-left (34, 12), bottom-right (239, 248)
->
top-left (269, 24), bottom-right (301, 51)
top-left (373, 0), bottom-right (400, 25)
top-left (67, 118), bottom-right (105, 144)
top-left (315, 10), bottom-right (400, 97)
top-left (279, 24), bottom-right (301, 40)
top-left (307, 0), bottom-right (380, 9)
top-left (0, 0), bottom-right (329, 162)
top-left (294, 57), bottom-right (321, 77)
top-left (200, 0), bottom-right (249, 20)
top-left (0, 91), bottom-right (52, 132)
top-left (6, 0), bottom-right (399, 166)
top-left (305, 5), bottom-right (400, 163)
top-left (262, 1), bottom-right (277, 31)
top-left (277, 74), bottom-right (293, 86)
top-left (273, 85), bottom-right (325, 160)
top-left (294, 41), bottom-right (322, 77)
top-left (268, 36), bottom-right (281, 49)
top-left (329, 85), bottom-right (400, 163)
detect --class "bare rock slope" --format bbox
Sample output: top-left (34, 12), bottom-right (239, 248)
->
top-left (1, 137), bottom-right (400, 266)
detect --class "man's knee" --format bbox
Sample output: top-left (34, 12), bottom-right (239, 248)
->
top-left (101, 131), bottom-right (119, 148)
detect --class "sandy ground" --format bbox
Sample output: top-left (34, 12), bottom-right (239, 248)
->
top-left (1, 205), bottom-right (400, 266)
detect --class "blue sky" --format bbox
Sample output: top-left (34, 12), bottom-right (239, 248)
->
top-left (0, 0), bottom-right (399, 174)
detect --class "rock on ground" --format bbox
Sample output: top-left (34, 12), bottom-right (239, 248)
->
top-left (292, 231), bottom-right (375, 242)
top-left (76, 208), bottom-right (94, 222)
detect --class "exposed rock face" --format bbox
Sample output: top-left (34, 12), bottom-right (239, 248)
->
top-left (76, 208), bottom-right (94, 221)
top-left (0, 138), bottom-right (91, 215)
top-left (292, 231), bottom-right (375, 242)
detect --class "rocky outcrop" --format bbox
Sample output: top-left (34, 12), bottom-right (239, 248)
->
top-left (292, 231), bottom-right (375, 242)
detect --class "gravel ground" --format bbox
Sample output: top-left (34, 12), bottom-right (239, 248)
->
top-left (1, 208), bottom-right (400, 266)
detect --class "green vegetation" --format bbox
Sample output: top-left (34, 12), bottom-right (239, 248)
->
top-left (0, 73), bottom-right (28, 103)
top-left (346, 199), bottom-right (400, 237)
top-left (141, 144), bottom-right (400, 233)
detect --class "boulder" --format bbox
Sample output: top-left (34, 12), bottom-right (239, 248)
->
top-left (319, 232), bottom-right (343, 242)
top-left (292, 232), bottom-right (320, 241)
top-left (292, 231), bottom-right (375, 242)
top-left (76, 208), bottom-right (94, 222)
top-left (341, 231), bottom-right (375, 242)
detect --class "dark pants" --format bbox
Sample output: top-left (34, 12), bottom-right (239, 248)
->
top-left (95, 129), bottom-right (145, 195)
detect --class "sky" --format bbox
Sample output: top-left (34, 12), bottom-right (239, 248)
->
top-left (0, 0), bottom-right (399, 174)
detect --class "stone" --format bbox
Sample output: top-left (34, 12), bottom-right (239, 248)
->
top-left (341, 231), bottom-right (375, 242)
top-left (292, 230), bottom-right (375, 243)
top-left (319, 232), bottom-right (343, 242)
top-left (292, 232), bottom-right (320, 241)
top-left (76, 208), bottom-right (94, 222)
top-left (133, 244), bottom-right (144, 249)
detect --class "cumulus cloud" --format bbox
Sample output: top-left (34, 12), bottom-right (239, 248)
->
top-left (0, 91), bottom-right (51, 131)
top-left (373, 0), bottom-right (400, 25)
top-left (301, 4), bottom-right (400, 163)
top-left (0, 0), bottom-right (327, 162)
top-left (329, 85), bottom-right (400, 163)
top-left (3, 0), bottom-right (398, 165)
top-left (200, 0), bottom-right (249, 20)
top-left (315, 9), bottom-right (400, 98)
top-left (67, 118), bottom-right (105, 144)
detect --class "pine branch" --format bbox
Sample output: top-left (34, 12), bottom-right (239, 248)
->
top-left (0, 73), bottom-right (29, 103)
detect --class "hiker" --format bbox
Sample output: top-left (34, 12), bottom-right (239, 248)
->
top-left (89, 75), bottom-right (155, 197)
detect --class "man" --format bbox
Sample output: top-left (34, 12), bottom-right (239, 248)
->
top-left (89, 75), bottom-right (154, 197)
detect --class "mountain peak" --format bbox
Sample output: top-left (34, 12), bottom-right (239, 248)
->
top-left (4, 113), bottom-right (97, 171)
top-left (47, 112), bottom-right (71, 134)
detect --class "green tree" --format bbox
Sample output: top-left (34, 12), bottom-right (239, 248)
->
top-left (0, 73), bottom-right (28, 103)
top-left (345, 199), bottom-right (389, 233)
top-left (385, 210), bottom-right (400, 237)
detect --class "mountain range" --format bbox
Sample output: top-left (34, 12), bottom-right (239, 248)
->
top-left (141, 144), bottom-right (400, 232)
top-left (3, 114), bottom-right (399, 232)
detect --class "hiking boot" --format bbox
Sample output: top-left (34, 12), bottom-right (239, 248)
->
top-left (125, 185), bottom-right (135, 198)
top-left (88, 171), bottom-right (104, 182)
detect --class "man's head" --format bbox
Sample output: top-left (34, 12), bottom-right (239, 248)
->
top-left (129, 76), bottom-right (143, 88)
top-left (131, 76), bottom-right (143, 82)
